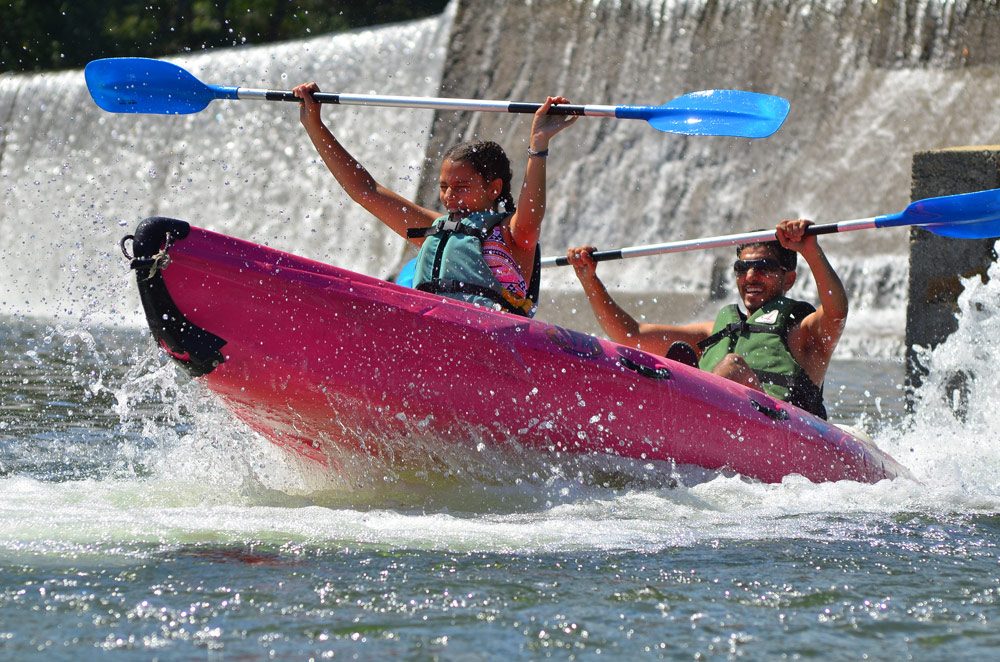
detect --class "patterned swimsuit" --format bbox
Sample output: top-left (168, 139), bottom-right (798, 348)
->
top-left (481, 224), bottom-right (529, 302)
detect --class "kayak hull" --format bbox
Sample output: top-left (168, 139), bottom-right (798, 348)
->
top-left (129, 217), bottom-right (909, 484)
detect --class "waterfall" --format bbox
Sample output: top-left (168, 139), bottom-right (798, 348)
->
top-left (2, 0), bottom-right (997, 356)
top-left (0, 10), bottom-right (454, 325)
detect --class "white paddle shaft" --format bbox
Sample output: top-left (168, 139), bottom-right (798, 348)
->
top-left (541, 217), bottom-right (879, 268)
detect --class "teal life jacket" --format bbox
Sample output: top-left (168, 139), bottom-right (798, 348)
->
top-left (407, 211), bottom-right (540, 317)
top-left (697, 296), bottom-right (827, 419)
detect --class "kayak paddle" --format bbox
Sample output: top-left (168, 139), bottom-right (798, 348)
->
top-left (542, 187), bottom-right (1000, 267)
top-left (84, 57), bottom-right (790, 139)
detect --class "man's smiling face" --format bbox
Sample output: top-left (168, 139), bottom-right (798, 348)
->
top-left (734, 245), bottom-right (796, 312)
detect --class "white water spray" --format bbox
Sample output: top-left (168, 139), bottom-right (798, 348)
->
top-left (0, 11), bottom-right (453, 325)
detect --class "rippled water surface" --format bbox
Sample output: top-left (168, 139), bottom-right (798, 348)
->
top-left (3, 310), bottom-right (999, 659)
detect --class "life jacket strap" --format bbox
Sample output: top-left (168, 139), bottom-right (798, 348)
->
top-left (407, 214), bottom-right (501, 240)
top-left (697, 321), bottom-right (744, 351)
top-left (415, 279), bottom-right (533, 316)
top-left (752, 370), bottom-right (796, 388)
top-left (696, 320), bottom-right (790, 351)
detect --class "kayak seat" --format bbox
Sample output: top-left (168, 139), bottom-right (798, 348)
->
top-left (665, 341), bottom-right (699, 368)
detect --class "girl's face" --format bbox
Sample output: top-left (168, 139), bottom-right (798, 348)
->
top-left (438, 159), bottom-right (502, 214)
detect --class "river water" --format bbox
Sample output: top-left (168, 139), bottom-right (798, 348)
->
top-left (3, 1), bottom-right (1000, 658)
top-left (2, 263), bottom-right (1000, 658)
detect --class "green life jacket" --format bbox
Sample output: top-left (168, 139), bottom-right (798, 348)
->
top-left (697, 296), bottom-right (827, 419)
top-left (407, 211), bottom-right (539, 317)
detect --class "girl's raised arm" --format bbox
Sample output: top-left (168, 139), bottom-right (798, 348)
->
top-left (294, 82), bottom-right (438, 242)
top-left (508, 96), bottom-right (577, 251)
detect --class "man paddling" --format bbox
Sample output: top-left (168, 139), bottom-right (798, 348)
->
top-left (566, 220), bottom-right (847, 419)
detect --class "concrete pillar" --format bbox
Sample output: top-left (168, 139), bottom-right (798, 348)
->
top-left (906, 147), bottom-right (1000, 414)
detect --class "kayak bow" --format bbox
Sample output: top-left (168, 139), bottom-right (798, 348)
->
top-left (124, 217), bottom-right (909, 484)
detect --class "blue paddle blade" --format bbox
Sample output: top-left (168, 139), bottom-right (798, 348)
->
top-left (928, 218), bottom-right (1000, 239)
top-left (876, 188), bottom-right (1000, 239)
top-left (85, 58), bottom-right (236, 114)
top-left (618, 90), bottom-right (791, 138)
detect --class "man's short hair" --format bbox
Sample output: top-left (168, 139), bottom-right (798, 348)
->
top-left (736, 233), bottom-right (797, 271)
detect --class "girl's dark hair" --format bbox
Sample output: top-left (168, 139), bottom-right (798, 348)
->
top-left (443, 141), bottom-right (514, 212)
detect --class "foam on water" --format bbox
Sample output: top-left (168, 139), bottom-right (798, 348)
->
top-left (3, 254), bottom-right (999, 558)
top-left (3, 0), bottom-right (1000, 559)
top-left (877, 247), bottom-right (1000, 491)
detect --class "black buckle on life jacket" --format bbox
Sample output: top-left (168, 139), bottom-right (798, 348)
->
top-left (407, 214), bottom-right (500, 240)
top-left (697, 320), bottom-right (747, 350)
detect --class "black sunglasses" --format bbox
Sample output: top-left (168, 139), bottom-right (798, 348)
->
top-left (733, 258), bottom-right (787, 275)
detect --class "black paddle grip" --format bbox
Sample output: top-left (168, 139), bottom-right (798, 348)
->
top-left (805, 222), bottom-right (841, 236)
top-left (592, 250), bottom-right (624, 262)
top-left (552, 250), bottom-right (623, 267)
top-left (269, 91), bottom-right (341, 104)
top-left (508, 103), bottom-right (587, 116)
top-left (266, 91), bottom-right (299, 102)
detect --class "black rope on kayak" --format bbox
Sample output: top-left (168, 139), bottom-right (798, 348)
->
top-left (125, 231), bottom-right (175, 281)
top-left (120, 234), bottom-right (135, 260)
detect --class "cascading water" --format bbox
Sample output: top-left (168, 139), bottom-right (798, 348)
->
top-left (0, 10), bottom-right (454, 326)
top-left (2, 1), bottom-right (997, 358)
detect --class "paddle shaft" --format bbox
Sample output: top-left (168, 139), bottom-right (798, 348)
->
top-left (234, 87), bottom-right (614, 117)
top-left (542, 218), bottom-right (876, 268)
top-left (84, 58), bottom-right (790, 136)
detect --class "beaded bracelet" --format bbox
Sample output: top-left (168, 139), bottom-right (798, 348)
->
top-left (527, 147), bottom-right (549, 158)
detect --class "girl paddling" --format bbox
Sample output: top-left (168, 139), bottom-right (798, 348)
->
top-left (293, 82), bottom-right (577, 316)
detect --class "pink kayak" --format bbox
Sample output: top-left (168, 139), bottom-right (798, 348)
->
top-left (126, 217), bottom-right (909, 484)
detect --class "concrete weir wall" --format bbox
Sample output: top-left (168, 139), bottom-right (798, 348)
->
top-left (400, 0), bottom-right (1000, 360)
top-left (906, 147), bottom-right (1000, 411)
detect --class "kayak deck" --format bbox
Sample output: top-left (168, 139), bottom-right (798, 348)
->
top-left (128, 216), bottom-right (910, 484)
